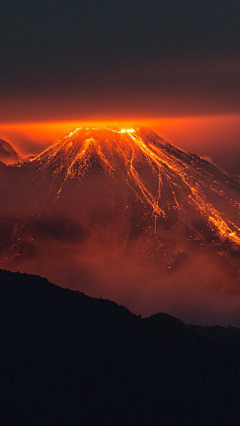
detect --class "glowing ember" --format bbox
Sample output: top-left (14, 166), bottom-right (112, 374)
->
top-left (120, 129), bottom-right (136, 133)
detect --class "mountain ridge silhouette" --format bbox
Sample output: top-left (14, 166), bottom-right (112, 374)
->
top-left (1, 269), bottom-right (240, 425)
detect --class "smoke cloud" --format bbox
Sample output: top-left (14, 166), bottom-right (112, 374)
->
top-left (1, 177), bottom-right (240, 327)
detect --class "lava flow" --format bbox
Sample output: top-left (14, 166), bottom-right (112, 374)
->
top-left (30, 126), bottom-right (240, 248)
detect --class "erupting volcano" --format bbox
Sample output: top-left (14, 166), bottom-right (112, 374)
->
top-left (30, 126), bottom-right (240, 245)
top-left (0, 126), bottom-right (240, 324)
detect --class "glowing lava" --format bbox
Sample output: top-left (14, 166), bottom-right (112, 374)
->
top-left (29, 126), bottom-right (240, 248)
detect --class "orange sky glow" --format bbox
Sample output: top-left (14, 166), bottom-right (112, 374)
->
top-left (1, 113), bottom-right (240, 174)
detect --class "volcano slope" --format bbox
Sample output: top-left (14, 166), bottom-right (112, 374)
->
top-left (0, 127), bottom-right (240, 324)
top-left (0, 139), bottom-right (21, 165)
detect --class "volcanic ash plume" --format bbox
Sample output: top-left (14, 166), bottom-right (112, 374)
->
top-left (0, 127), bottom-right (240, 325)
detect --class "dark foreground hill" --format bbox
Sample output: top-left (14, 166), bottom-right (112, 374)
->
top-left (1, 269), bottom-right (240, 425)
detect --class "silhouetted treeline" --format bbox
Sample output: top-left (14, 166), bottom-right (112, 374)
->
top-left (1, 269), bottom-right (240, 425)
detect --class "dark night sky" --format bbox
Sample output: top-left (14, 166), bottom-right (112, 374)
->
top-left (1, 0), bottom-right (240, 116)
top-left (0, 1), bottom-right (240, 172)
top-left (2, 0), bottom-right (240, 66)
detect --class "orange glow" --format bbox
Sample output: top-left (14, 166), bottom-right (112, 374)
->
top-left (1, 114), bottom-right (240, 166)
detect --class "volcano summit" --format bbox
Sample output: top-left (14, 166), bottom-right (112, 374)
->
top-left (0, 127), bottom-right (240, 324)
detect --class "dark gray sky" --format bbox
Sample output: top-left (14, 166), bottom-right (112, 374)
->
top-left (0, 0), bottom-right (240, 121)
